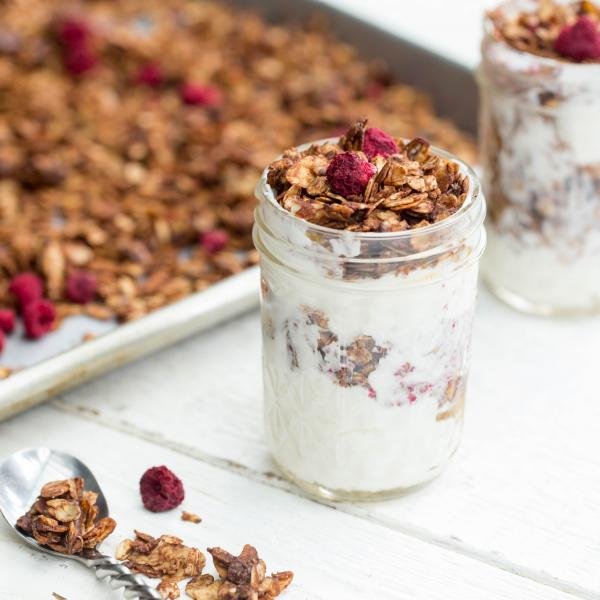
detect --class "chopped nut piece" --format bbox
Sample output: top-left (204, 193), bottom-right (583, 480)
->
top-left (16, 478), bottom-right (115, 555)
top-left (181, 511), bottom-right (202, 524)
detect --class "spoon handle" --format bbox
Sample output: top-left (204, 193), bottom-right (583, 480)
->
top-left (83, 554), bottom-right (162, 599)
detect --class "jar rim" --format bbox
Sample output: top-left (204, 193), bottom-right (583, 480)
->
top-left (256, 138), bottom-right (482, 242)
top-left (483, 0), bottom-right (600, 71)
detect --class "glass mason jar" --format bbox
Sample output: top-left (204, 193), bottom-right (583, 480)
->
top-left (479, 0), bottom-right (600, 315)
top-left (253, 142), bottom-right (486, 501)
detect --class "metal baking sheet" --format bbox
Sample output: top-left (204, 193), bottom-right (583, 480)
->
top-left (0, 0), bottom-right (478, 421)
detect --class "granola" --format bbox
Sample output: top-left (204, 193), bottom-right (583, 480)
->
top-left (116, 530), bottom-right (206, 599)
top-left (0, 0), bottom-right (474, 340)
top-left (181, 511), bottom-right (202, 524)
top-left (489, 0), bottom-right (600, 61)
top-left (267, 119), bottom-right (469, 232)
top-left (192, 545), bottom-right (293, 600)
top-left (16, 478), bottom-right (116, 556)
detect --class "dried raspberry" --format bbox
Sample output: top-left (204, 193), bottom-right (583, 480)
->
top-left (139, 466), bottom-right (185, 512)
top-left (181, 83), bottom-right (222, 107)
top-left (136, 62), bottom-right (164, 87)
top-left (9, 272), bottom-right (44, 308)
top-left (64, 46), bottom-right (98, 75)
top-left (0, 309), bottom-right (16, 334)
top-left (23, 299), bottom-right (56, 340)
top-left (363, 127), bottom-right (399, 159)
top-left (555, 16), bottom-right (600, 61)
top-left (200, 229), bottom-right (229, 253)
top-left (326, 152), bottom-right (377, 197)
top-left (57, 17), bottom-right (92, 47)
top-left (66, 271), bottom-right (97, 304)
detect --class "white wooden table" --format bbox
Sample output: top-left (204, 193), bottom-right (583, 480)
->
top-left (2, 2), bottom-right (600, 599)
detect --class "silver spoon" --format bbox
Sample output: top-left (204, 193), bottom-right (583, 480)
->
top-left (0, 447), bottom-right (161, 599)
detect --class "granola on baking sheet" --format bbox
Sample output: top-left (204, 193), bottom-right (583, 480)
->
top-left (0, 0), bottom-right (474, 338)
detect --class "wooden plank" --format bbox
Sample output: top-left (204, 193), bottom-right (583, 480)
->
top-left (0, 408), bottom-right (585, 600)
top-left (54, 286), bottom-right (600, 597)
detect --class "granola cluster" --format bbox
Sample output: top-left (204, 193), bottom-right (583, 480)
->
top-left (298, 307), bottom-right (388, 396)
top-left (16, 478), bottom-right (116, 556)
top-left (193, 545), bottom-right (293, 600)
top-left (116, 530), bottom-right (206, 598)
top-left (267, 119), bottom-right (469, 232)
top-left (489, 0), bottom-right (600, 61)
top-left (117, 533), bottom-right (293, 600)
top-left (0, 0), bottom-right (474, 336)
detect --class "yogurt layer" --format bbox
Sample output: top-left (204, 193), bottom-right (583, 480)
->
top-left (260, 256), bottom-right (478, 493)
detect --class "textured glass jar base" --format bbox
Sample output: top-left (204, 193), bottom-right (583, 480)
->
top-left (273, 451), bottom-right (457, 502)
top-left (484, 277), bottom-right (600, 317)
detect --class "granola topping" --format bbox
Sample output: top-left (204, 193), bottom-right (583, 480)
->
top-left (489, 0), bottom-right (600, 61)
top-left (181, 511), bottom-right (202, 524)
top-left (16, 478), bottom-right (116, 556)
top-left (267, 119), bottom-right (469, 232)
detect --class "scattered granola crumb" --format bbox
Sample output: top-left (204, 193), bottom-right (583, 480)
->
top-left (140, 466), bottom-right (185, 512)
top-left (181, 511), bottom-right (202, 524)
top-left (66, 271), bottom-right (98, 304)
top-left (23, 299), bottom-right (56, 339)
top-left (363, 127), bottom-right (399, 159)
top-left (0, 308), bottom-right (16, 334)
top-left (9, 273), bottom-right (44, 308)
top-left (180, 83), bottom-right (222, 107)
top-left (0, 366), bottom-right (13, 378)
top-left (82, 332), bottom-right (96, 342)
top-left (200, 230), bottom-right (230, 254)
top-left (51, 594), bottom-right (67, 600)
top-left (555, 15), bottom-right (600, 60)
top-left (16, 477), bottom-right (116, 555)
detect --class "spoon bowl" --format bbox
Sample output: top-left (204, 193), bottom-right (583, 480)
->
top-left (0, 447), bottom-right (160, 599)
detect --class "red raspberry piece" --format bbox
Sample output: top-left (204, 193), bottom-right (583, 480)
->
top-left (64, 45), bottom-right (98, 75)
top-left (554, 16), bottom-right (600, 61)
top-left (136, 62), bottom-right (164, 87)
top-left (66, 271), bottom-right (97, 304)
top-left (0, 309), bottom-right (16, 334)
top-left (326, 152), bottom-right (377, 197)
top-left (9, 272), bottom-right (43, 308)
top-left (57, 17), bottom-right (92, 47)
top-left (23, 299), bottom-right (56, 340)
top-left (181, 83), bottom-right (222, 107)
top-left (200, 229), bottom-right (229, 253)
top-left (139, 466), bottom-right (185, 512)
top-left (363, 127), bottom-right (399, 159)
top-left (0, 330), bottom-right (5, 354)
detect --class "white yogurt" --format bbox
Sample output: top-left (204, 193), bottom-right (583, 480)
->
top-left (260, 259), bottom-right (477, 494)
